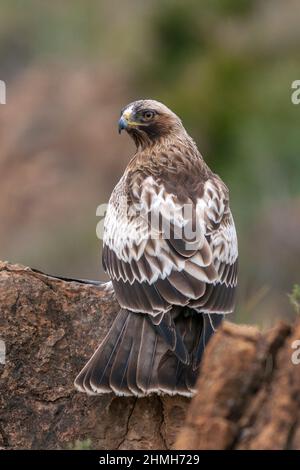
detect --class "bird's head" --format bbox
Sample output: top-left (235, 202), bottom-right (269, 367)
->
top-left (118, 99), bottom-right (185, 148)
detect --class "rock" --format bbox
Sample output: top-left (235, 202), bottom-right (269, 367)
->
top-left (175, 318), bottom-right (300, 450)
top-left (1, 261), bottom-right (300, 450)
top-left (0, 261), bottom-right (188, 449)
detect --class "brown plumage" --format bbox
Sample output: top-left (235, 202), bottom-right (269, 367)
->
top-left (75, 99), bottom-right (238, 397)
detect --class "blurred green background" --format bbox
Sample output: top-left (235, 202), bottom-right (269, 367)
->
top-left (0, 0), bottom-right (299, 327)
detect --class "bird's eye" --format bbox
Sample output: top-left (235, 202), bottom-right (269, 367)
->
top-left (143, 110), bottom-right (155, 121)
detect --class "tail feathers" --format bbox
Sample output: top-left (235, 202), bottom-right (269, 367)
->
top-left (75, 309), bottom-right (167, 396)
top-left (109, 312), bottom-right (135, 395)
top-left (156, 312), bottom-right (224, 394)
top-left (149, 310), bottom-right (190, 365)
top-left (75, 308), bottom-right (223, 397)
top-left (75, 309), bottom-right (130, 395)
top-left (157, 311), bottom-right (203, 395)
top-left (191, 313), bottom-right (224, 370)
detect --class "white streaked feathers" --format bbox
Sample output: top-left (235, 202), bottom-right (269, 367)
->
top-left (103, 175), bottom-right (237, 289)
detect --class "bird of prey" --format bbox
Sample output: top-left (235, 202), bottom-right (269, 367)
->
top-left (75, 100), bottom-right (238, 397)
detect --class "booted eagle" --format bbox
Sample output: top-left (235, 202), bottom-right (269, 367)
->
top-left (75, 100), bottom-right (238, 397)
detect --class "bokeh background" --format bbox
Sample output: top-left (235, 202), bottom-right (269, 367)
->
top-left (0, 0), bottom-right (299, 327)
